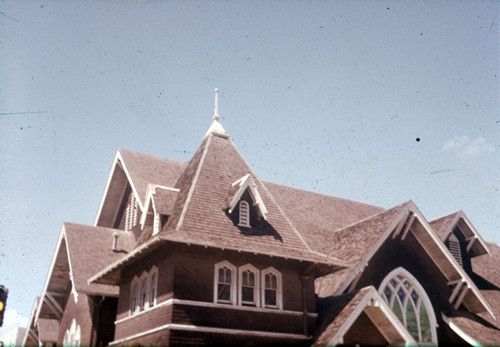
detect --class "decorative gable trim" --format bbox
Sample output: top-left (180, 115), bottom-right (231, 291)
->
top-left (94, 150), bottom-right (144, 227)
top-left (227, 174), bottom-right (268, 221)
top-left (319, 286), bottom-right (416, 346)
top-left (335, 201), bottom-right (495, 320)
top-left (439, 211), bottom-right (491, 258)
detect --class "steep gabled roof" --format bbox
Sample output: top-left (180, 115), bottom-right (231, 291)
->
top-left (35, 223), bottom-right (135, 322)
top-left (95, 149), bottom-right (186, 227)
top-left (430, 210), bottom-right (491, 257)
top-left (314, 286), bottom-right (416, 346)
top-left (163, 130), bottom-right (337, 264)
top-left (315, 201), bottom-right (495, 319)
top-left (442, 242), bottom-right (500, 344)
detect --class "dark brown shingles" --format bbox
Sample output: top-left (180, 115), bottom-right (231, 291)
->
top-left (315, 202), bottom-right (410, 297)
top-left (64, 222), bottom-right (135, 295)
top-left (447, 242), bottom-right (500, 343)
top-left (153, 188), bottom-right (178, 215)
top-left (314, 287), bottom-right (372, 345)
top-left (265, 182), bottom-right (384, 254)
top-left (118, 148), bottom-right (186, 205)
top-left (429, 211), bottom-right (460, 239)
top-left (162, 133), bottom-right (337, 263)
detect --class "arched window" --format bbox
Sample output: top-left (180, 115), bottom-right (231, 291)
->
top-left (214, 261), bottom-right (237, 304)
top-left (238, 200), bottom-right (250, 227)
top-left (261, 267), bottom-right (282, 309)
top-left (130, 277), bottom-right (139, 314)
top-left (140, 273), bottom-right (149, 311)
top-left (238, 264), bottom-right (260, 307)
top-left (149, 267), bottom-right (158, 308)
top-left (379, 267), bottom-right (438, 344)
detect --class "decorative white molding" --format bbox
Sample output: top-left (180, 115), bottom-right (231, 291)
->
top-left (115, 298), bottom-right (317, 325)
top-left (110, 322), bottom-right (311, 346)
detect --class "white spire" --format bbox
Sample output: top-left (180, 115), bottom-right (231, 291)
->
top-left (213, 88), bottom-right (220, 121)
top-left (204, 88), bottom-right (228, 138)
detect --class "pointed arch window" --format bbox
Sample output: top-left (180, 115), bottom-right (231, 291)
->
top-left (238, 200), bottom-right (250, 227)
top-left (379, 267), bottom-right (438, 344)
top-left (261, 267), bottom-right (282, 309)
top-left (130, 277), bottom-right (140, 314)
top-left (149, 267), bottom-right (158, 308)
top-left (140, 272), bottom-right (149, 311)
top-left (238, 264), bottom-right (260, 306)
top-left (214, 261), bottom-right (237, 304)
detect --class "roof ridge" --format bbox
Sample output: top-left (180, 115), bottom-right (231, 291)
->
top-left (333, 201), bottom-right (411, 234)
top-left (175, 134), bottom-right (213, 230)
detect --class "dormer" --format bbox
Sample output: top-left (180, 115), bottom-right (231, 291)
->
top-left (140, 184), bottom-right (179, 235)
top-left (432, 211), bottom-right (492, 274)
top-left (226, 174), bottom-right (268, 228)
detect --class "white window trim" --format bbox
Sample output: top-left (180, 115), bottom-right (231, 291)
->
top-left (130, 276), bottom-right (140, 315)
top-left (238, 200), bottom-right (250, 227)
top-left (261, 267), bottom-right (283, 310)
top-left (378, 266), bottom-right (438, 344)
top-left (149, 266), bottom-right (159, 308)
top-left (214, 261), bottom-right (237, 305)
top-left (238, 264), bottom-right (260, 307)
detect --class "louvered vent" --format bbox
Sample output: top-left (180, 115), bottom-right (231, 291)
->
top-left (448, 234), bottom-right (463, 267)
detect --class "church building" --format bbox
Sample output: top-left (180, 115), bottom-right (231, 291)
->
top-left (24, 91), bottom-right (500, 346)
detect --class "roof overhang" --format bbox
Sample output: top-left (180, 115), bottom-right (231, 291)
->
top-left (441, 313), bottom-right (482, 346)
top-left (336, 201), bottom-right (495, 320)
top-left (90, 233), bottom-right (347, 285)
top-left (35, 225), bottom-right (75, 324)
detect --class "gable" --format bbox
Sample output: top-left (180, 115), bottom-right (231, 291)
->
top-left (314, 286), bottom-right (416, 345)
top-left (95, 149), bottom-right (186, 228)
top-left (430, 211), bottom-right (491, 258)
top-left (315, 201), bottom-right (495, 319)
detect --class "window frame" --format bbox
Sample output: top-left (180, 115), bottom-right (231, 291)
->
top-left (238, 264), bottom-right (260, 307)
top-left (261, 267), bottom-right (283, 309)
top-left (214, 261), bottom-right (237, 305)
top-left (378, 267), bottom-right (438, 344)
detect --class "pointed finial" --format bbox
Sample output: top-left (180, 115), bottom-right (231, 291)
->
top-left (213, 88), bottom-right (220, 121)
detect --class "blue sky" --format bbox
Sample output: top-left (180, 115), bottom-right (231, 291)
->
top-left (0, 0), bottom-right (498, 332)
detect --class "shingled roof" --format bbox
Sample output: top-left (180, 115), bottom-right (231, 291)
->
top-left (161, 129), bottom-right (341, 264)
top-left (314, 286), bottom-right (416, 346)
top-left (36, 223), bottom-right (135, 321)
top-left (429, 210), bottom-right (491, 258)
top-left (443, 242), bottom-right (500, 344)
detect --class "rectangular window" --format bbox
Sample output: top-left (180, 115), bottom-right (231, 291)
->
top-left (217, 267), bottom-right (232, 302)
top-left (241, 270), bottom-right (255, 305)
top-left (264, 273), bottom-right (278, 307)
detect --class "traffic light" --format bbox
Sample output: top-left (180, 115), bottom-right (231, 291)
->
top-left (0, 285), bottom-right (8, 327)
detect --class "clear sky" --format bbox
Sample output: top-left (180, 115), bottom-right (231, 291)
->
top-left (0, 0), bottom-right (498, 334)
